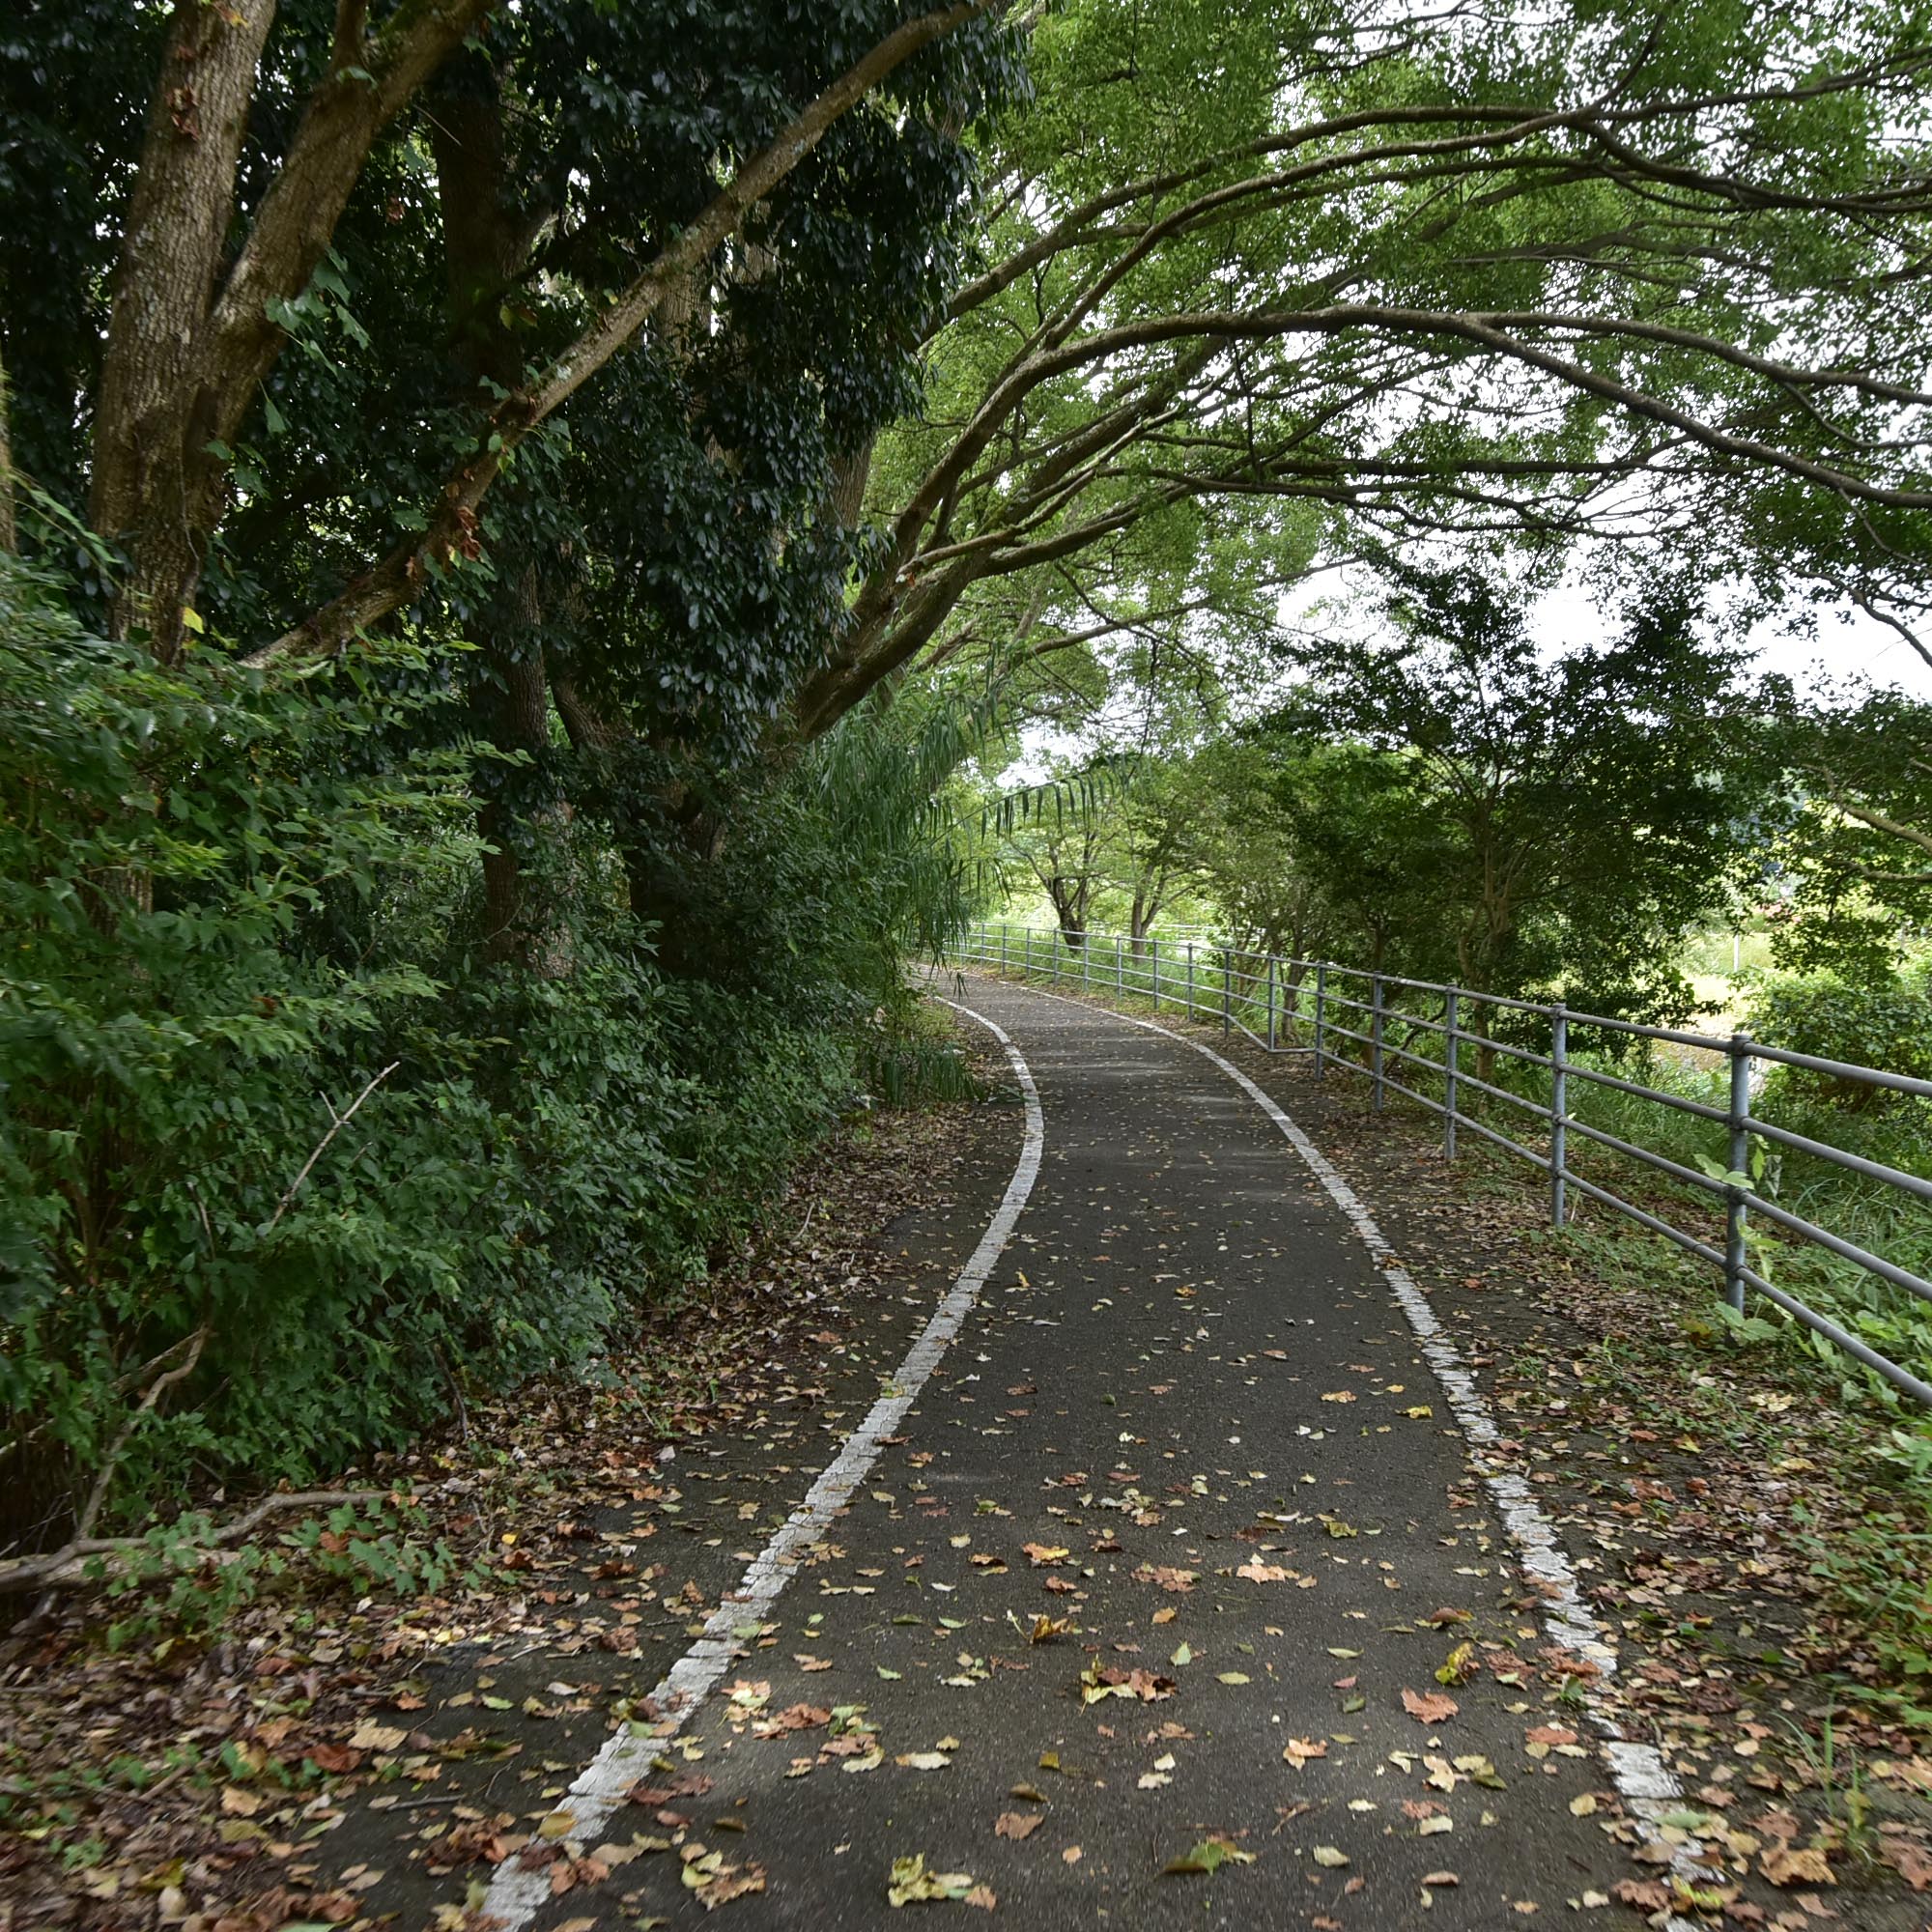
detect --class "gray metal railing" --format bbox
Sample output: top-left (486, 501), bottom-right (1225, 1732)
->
top-left (952, 921), bottom-right (1932, 1409)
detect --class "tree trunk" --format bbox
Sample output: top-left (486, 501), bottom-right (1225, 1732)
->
top-left (89, 0), bottom-right (276, 660)
top-left (0, 340), bottom-right (16, 555)
top-left (831, 438), bottom-right (874, 529)
top-left (430, 63), bottom-right (563, 971)
top-left (88, 0), bottom-right (496, 662)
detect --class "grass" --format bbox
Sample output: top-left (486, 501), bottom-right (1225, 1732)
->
top-left (860, 996), bottom-right (986, 1107)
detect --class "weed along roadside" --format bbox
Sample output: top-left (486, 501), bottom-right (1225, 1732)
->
top-left (0, 1028), bottom-right (1027, 1927)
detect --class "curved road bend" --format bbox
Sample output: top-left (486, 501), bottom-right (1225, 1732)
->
top-left (521, 975), bottom-right (1649, 1929)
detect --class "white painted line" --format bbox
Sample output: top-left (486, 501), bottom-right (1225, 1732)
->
top-left (972, 976), bottom-right (1704, 1927)
top-left (479, 1001), bottom-right (1043, 1929)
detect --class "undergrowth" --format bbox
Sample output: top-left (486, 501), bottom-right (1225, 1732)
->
top-left (0, 559), bottom-right (981, 1555)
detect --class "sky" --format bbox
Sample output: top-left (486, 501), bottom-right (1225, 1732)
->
top-left (1529, 582), bottom-right (1932, 697)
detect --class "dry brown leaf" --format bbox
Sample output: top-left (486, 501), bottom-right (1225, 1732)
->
top-left (1760, 1844), bottom-right (1835, 1888)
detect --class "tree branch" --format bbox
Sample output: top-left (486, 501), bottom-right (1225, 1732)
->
top-left (0, 1488), bottom-right (392, 1595)
top-left (264, 1061), bottom-right (400, 1235)
top-left (244, 0), bottom-right (1001, 670)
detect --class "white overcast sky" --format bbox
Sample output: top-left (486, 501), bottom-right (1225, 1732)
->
top-left (1530, 582), bottom-right (1932, 696)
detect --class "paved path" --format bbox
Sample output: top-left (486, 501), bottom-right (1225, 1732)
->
top-left (490, 978), bottom-right (1664, 1929)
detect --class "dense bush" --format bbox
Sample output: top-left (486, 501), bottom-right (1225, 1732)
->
top-left (1747, 971), bottom-right (1932, 1112)
top-left (0, 564), bottom-right (953, 1545)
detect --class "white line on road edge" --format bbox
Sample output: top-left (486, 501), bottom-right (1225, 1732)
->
top-left (972, 977), bottom-right (1704, 1930)
top-left (481, 1000), bottom-right (1043, 1930)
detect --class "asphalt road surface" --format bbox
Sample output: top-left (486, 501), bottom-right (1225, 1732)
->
top-left (477, 976), bottom-right (1665, 1930)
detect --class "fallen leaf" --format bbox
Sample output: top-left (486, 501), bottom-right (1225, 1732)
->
top-left (1133, 1564), bottom-right (1198, 1593)
top-left (1880, 1838), bottom-right (1932, 1890)
top-left (995, 1813), bottom-right (1041, 1841)
top-left (1760, 1845), bottom-right (1835, 1888)
top-left (1165, 1838), bottom-right (1255, 1876)
top-left (887, 1855), bottom-right (979, 1906)
top-left (1402, 1688), bottom-right (1459, 1725)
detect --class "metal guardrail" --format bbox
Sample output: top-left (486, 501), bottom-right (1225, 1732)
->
top-left (953, 922), bottom-right (1932, 1409)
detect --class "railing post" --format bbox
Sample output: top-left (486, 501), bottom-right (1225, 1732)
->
top-left (1115, 932), bottom-right (1124, 1000)
top-left (1314, 962), bottom-right (1327, 1078)
top-left (1001, 923), bottom-right (1009, 976)
top-left (1443, 990), bottom-right (1459, 1160)
top-left (1186, 943), bottom-right (1196, 1017)
top-left (1371, 974), bottom-right (1385, 1112)
top-left (1081, 928), bottom-right (1090, 992)
top-left (1724, 1034), bottom-right (1751, 1313)
top-left (1151, 936), bottom-right (1159, 1011)
top-left (1549, 1004), bottom-right (1569, 1227)
top-left (1221, 948), bottom-right (1232, 1035)
top-left (1024, 926), bottom-right (1032, 979)
top-left (1265, 954), bottom-right (1277, 1051)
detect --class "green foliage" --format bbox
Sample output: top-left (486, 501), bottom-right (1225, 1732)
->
top-left (83, 1495), bottom-right (492, 1648)
top-left (0, 564), bottom-right (963, 1540)
top-left (875, 0), bottom-right (1932, 759)
top-left (0, 562), bottom-right (477, 1511)
top-left (91, 1518), bottom-right (272, 1647)
top-left (858, 996), bottom-right (984, 1107)
top-left (1798, 1487), bottom-right (1932, 1720)
top-left (277, 1496), bottom-right (485, 1600)
top-left (1747, 973), bottom-right (1932, 1111)
top-left (1767, 688), bottom-right (1932, 980)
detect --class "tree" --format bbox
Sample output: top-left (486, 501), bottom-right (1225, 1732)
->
top-left (1770, 686), bottom-right (1932, 978)
top-left (1192, 737), bottom-right (1432, 976)
top-left (793, 0), bottom-right (1932, 744)
top-left (1262, 568), bottom-right (1773, 1022)
top-left (1106, 759), bottom-right (1204, 946)
top-left (2, 0), bottom-right (1019, 958)
top-left (1013, 808), bottom-right (1104, 946)
top-left (1, 0), bottom-right (1007, 669)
